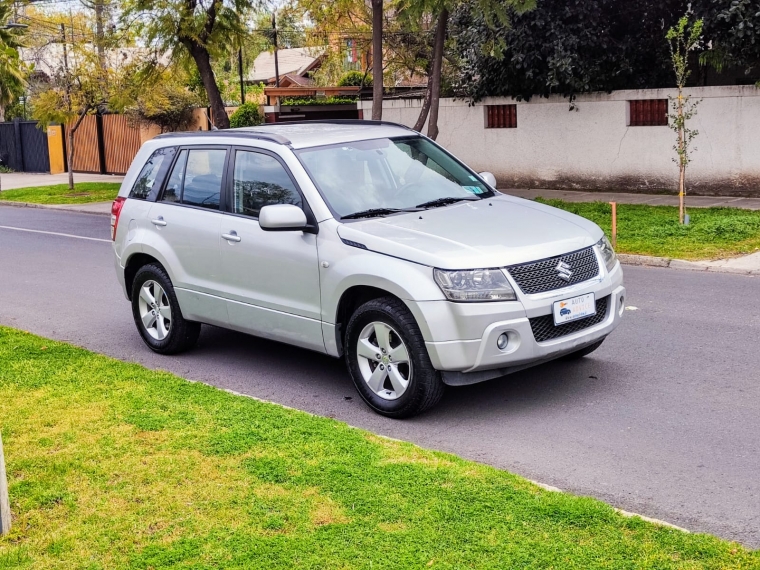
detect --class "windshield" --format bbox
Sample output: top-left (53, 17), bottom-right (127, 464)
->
top-left (295, 136), bottom-right (494, 218)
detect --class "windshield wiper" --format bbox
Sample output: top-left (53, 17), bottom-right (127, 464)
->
top-left (341, 207), bottom-right (419, 220)
top-left (415, 196), bottom-right (480, 209)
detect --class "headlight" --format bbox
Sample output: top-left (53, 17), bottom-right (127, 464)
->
top-left (597, 236), bottom-right (617, 272)
top-left (433, 268), bottom-right (516, 302)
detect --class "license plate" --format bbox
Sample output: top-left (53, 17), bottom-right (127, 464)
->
top-left (553, 293), bottom-right (596, 325)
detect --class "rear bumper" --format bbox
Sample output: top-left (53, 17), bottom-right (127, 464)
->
top-left (113, 249), bottom-right (129, 301)
top-left (410, 262), bottom-right (625, 385)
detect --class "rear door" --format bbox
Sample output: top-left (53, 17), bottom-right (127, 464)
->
top-left (145, 146), bottom-right (229, 327)
top-left (217, 146), bottom-right (324, 352)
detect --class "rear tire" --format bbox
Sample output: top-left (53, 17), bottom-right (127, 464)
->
top-left (131, 263), bottom-right (200, 355)
top-left (562, 338), bottom-right (605, 360)
top-left (345, 296), bottom-right (444, 418)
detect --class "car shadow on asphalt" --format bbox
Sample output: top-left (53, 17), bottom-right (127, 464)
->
top-left (181, 324), bottom-right (626, 422)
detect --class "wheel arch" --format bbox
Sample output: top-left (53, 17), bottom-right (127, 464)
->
top-left (334, 285), bottom-right (429, 357)
top-left (124, 252), bottom-right (163, 301)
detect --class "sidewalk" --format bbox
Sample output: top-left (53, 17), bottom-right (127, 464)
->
top-left (503, 188), bottom-right (760, 210)
top-left (0, 172), bottom-right (124, 191)
top-left (619, 253), bottom-right (760, 275)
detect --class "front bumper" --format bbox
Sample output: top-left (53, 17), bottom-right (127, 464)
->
top-left (409, 261), bottom-right (625, 385)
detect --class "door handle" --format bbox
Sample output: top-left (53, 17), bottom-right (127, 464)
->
top-left (222, 231), bottom-right (241, 243)
top-left (151, 216), bottom-right (167, 227)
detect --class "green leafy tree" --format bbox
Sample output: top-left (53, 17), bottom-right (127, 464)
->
top-left (667, 15), bottom-right (704, 225)
top-left (125, 66), bottom-right (203, 132)
top-left (695, 0), bottom-right (760, 83)
top-left (122, 0), bottom-right (258, 129)
top-left (32, 47), bottom-right (112, 190)
top-left (28, 6), bottom-right (152, 190)
top-left (451, 0), bottom-right (683, 104)
top-left (396, 0), bottom-right (535, 140)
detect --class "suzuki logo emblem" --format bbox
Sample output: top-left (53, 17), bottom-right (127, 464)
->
top-left (555, 261), bottom-right (573, 281)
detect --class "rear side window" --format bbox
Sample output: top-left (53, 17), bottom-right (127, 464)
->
top-left (181, 149), bottom-right (226, 210)
top-left (232, 151), bottom-right (302, 218)
top-left (129, 147), bottom-right (175, 199)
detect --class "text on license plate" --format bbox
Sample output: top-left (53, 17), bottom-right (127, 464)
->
top-left (553, 293), bottom-right (596, 325)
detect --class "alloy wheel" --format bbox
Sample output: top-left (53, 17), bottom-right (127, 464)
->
top-left (356, 321), bottom-right (412, 400)
top-left (138, 280), bottom-right (172, 340)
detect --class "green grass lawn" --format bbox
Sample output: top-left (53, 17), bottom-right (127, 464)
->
top-left (538, 199), bottom-right (760, 260)
top-left (0, 327), bottom-right (757, 569)
top-left (0, 183), bottom-right (121, 205)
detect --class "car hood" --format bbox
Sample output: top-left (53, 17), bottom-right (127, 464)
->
top-left (336, 194), bottom-right (603, 269)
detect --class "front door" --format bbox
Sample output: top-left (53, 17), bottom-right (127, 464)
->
top-left (218, 148), bottom-right (324, 352)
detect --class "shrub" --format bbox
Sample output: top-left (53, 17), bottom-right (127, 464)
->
top-left (280, 96), bottom-right (358, 106)
top-left (229, 103), bottom-right (262, 128)
top-left (337, 71), bottom-right (372, 87)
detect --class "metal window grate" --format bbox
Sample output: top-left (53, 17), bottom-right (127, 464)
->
top-left (629, 99), bottom-right (668, 126)
top-left (485, 105), bottom-right (517, 128)
top-left (506, 247), bottom-right (600, 295)
top-left (529, 296), bottom-right (609, 343)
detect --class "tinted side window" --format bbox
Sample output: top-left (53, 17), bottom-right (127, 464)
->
top-left (232, 151), bottom-right (302, 218)
top-left (129, 147), bottom-right (175, 199)
top-left (161, 149), bottom-right (187, 203)
top-left (182, 149), bottom-right (226, 210)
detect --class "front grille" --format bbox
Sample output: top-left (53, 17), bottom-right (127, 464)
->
top-left (507, 247), bottom-right (600, 295)
top-left (529, 296), bottom-right (609, 343)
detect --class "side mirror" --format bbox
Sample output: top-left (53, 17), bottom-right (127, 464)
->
top-left (479, 171), bottom-right (497, 189)
top-left (259, 204), bottom-right (308, 232)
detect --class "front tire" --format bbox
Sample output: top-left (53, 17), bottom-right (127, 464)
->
top-left (131, 263), bottom-right (200, 355)
top-left (345, 297), bottom-right (444, 418)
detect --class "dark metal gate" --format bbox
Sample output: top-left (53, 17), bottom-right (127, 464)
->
top-left (0, 119), bottom-right (51, 173)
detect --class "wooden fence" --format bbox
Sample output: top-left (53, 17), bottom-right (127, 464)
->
top-left (67, 114), bottom-right (142, 175)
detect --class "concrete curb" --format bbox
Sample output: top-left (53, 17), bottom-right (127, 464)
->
top-left (618, 253), bottom-right (760, 276)
top-left (527, 479), bottom-right (690, 533)
top-left (0, 200), bottom-right (111, 216)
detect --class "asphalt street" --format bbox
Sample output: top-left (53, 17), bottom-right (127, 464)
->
top-left (1, 204), bottom-right (759, 547)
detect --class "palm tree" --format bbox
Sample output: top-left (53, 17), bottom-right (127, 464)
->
top-left (0, 0), bottom-right (25, 122)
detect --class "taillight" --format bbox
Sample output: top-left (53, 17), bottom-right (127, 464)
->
top-left (111, 196), bottom-right (126, 241)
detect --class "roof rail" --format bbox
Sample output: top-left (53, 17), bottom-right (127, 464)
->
top-left (252, 119), bottom-right (416, 131)
top-left (154, 130), bottom-right (291, 145)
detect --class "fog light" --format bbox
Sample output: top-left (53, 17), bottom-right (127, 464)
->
top-left (497, 333), bottom-right (509, 350)
top-left (618, 295), bottom-right (625, 316)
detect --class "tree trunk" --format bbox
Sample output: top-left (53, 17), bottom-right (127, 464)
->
top-left (67, 128), bottom-right (75, 191)
top-left (187, 42), bottom-right (230, 130)
top-left (412, 68), bottom-right (433, 132)
top-left (426, 8), bottom-right (448, 141)
top-left (677, 92), bottom-right (685, 224)
top-left (371, 0), bottom-right (383, 121)
top-left (66, 108), bottom-right (89, 191)
top-left (0, 105), bottom-right (5, 123)
top-left (94, 0), bottom-right (106, 70)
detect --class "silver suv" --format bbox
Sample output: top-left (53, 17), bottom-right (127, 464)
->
top-left (112, 121), bottom-right (625, 418)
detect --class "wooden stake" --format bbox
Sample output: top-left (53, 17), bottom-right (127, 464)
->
top-left (610, 201), bottom-right (617, 249)
top-left (0, 433), bottom-right (10, 536)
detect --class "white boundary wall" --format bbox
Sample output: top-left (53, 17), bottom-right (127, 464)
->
top-left (360, 86), bottom-right (760, 196)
